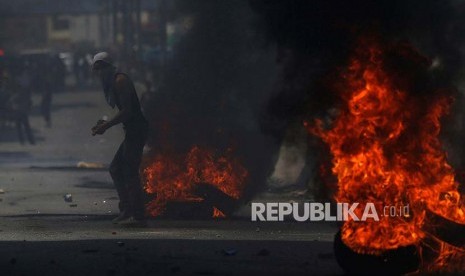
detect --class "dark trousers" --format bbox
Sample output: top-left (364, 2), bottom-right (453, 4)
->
top-left (109, 127), bottom-right (147, 219)
top-left (16, 113), bottom-right (35, 145)
top-left (41, 91), bottom-right (52, 126)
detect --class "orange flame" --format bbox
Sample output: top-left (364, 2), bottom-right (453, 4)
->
top-left (307, 37), bottom-right (465, 271)
top-left (213, 206), bottom-right (226, 218)
top-left (143, 146), bottom-right (248, 217)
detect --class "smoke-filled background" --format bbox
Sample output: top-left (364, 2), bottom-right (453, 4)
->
top-left (143, 0), bottom-right (282, 200)
top-left (141, 0), bottom-right (465, 201)
top-left (1, 0), bottom-right (465, 204)
top-left (3, 2), bottom-right (465, 274)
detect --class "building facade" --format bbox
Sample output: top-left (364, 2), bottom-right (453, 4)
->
top-left (0, 0), bottom-right (159, 54)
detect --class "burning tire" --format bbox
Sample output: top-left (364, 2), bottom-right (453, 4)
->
top-left (425, 209), bottom-right (465, 248)
top-left (333, 230), bottom-right (420, 275)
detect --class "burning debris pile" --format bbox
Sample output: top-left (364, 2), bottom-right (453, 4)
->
top-left (142, 0), bottom-right (279, 213)
top-left (142, 146), bottom-right (248, 218)
top-left (308, 37), bottom-right (465, 274)
top-left (250, 0), bottom-right (465, 273)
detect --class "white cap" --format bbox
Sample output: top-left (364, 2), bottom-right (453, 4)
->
top-left (92, 52), bottom-right (114, 67)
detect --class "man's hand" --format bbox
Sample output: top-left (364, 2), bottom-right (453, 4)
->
top-left (91, 120), bottom-right (108, 136)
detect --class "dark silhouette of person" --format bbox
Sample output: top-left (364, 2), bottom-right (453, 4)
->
top-left (0, 72), bottom-right (35, 145)
top-left (91, 52), bottom-right (148, 226)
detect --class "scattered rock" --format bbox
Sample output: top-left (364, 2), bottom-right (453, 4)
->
top-left (64, 194), bottom-right (73, 202)
top-left (0, 189), bottom-right (5, 194)
top-left (77, 161), bottom-right (105, 169)
top-left (112, 231), bottom-right (117, 235)
top-left (69, 204), bottom-right (78, 207)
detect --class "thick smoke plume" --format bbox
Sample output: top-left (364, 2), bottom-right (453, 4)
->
top-left (144, 0), bottom-right (279, 199)
top-left (144, 0), bottom-right (465, 202)
top-left (249, 0), bottom-right (465, 198)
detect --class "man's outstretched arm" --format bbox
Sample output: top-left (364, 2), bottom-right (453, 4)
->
top-left (92, 75), bottom-right (133, 135)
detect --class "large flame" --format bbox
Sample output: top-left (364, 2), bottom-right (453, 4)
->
top-left (143, 146), bottom-right (248, 217)
top-left (307, 38), bottom-right (465, 271)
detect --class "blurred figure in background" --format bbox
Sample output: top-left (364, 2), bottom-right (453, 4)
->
top-left (13, 65), bottom-right (35, 144)
top-left (51, 55), bottom-right (66, 93)
top-left (40, 58), bottom-right (53, 128)
top-left (74, 53), bottom-right (92, 89)
top-left (0, 67), bottom-right (35, 145)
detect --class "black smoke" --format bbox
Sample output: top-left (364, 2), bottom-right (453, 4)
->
top-left (144, 0), bottom-right (465, 202)
top-left (250, 0), bottom-right (465, 113)
top-left (249, 0), bottom-right (465, 197)
top-left (144, 0), bottom-right (279, 199)
top-left (246, 3), bottom-right (465, 272)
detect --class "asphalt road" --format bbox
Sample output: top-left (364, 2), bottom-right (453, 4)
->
top-left (0, 89), bottom-right (342, 275)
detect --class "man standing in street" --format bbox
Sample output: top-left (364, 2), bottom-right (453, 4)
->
top-left (91, 52), bottom-right (148, 226)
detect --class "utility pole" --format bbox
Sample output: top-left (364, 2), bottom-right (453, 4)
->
top-left (159, 0), bottom-right (168, 70)
top-left (108, 0), bottom-right (142, 67)
top-left (112, 0), bottom-right (118, 44)
top-left (122, 0), bottom-right (130, 59)
top-left (105, 0), bottom-right (111, 46)
top-left (135, 0), bottom-right (142, 54)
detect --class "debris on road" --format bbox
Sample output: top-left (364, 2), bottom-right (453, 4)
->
top-left (77, 161), bottom-right (106, 169)
top-left (0, 189), bottom-right (5, 194)
top-left (64, 194), bottom-right (73, 202)
top-left (69, 204), bottom-right (77, 207)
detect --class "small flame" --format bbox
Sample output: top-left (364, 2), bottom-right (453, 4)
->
top-left (213, 206), bottom-right (226, 218)
top-left (143, 146), bottom-right (248, 217)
